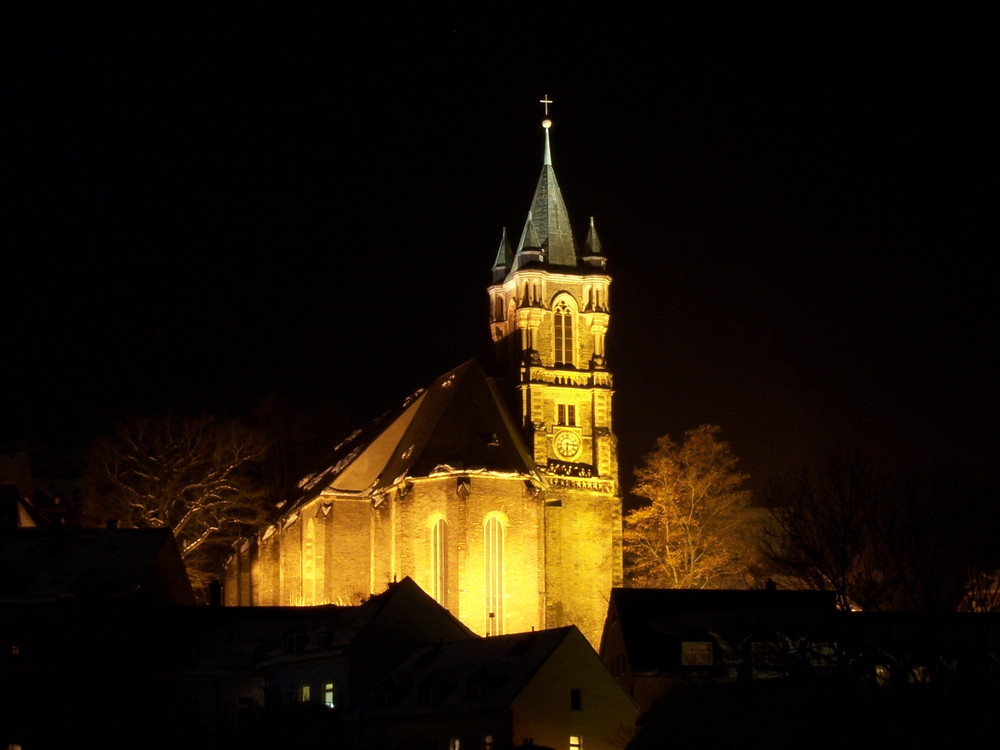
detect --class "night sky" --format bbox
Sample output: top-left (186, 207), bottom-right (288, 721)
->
top-left (6, 4), bottom-right (995, 496)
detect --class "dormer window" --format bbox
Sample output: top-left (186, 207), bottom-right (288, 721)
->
top-left (285, 632), bottom-right (307, 654)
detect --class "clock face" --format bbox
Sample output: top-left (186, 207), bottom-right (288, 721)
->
top-left (553, 430), bottom-right (581, 459)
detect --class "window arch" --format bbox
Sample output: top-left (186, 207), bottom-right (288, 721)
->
top-left (429, 515), bottom-right (448, 606)
top-left (483, 512), bottom-right (506, 635)
top-left (553, 298), bottom-right (575, 366)
top-left (505, 298), bottom-right (517, 335)
top-left (302, 517), bottom-right (316, 605)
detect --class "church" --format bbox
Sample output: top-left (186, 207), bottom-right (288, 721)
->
top-left (225, 107), bottom-right (622, 646)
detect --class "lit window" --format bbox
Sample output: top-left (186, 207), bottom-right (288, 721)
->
top-left (484, 514), bottom-right (504, 636)
top-left (553, 300), bottom-right (574, 365)
top-left (449, 739), bottom-right (461, 750)
top-left (570, 688), bottom-right (582, 710)
top-left (297, 684), bottom-right (311, 702)
top-left (557, 404), bottom-right (576, 426)
top-left (483, 735), bottom-right (494, 750)
top-left (323, 682), bottom-right (336, 708)
top-left (681, 641), bottom-right (714, 666)
top-left (303, 518), bottom-right (316, 605)
top-left (569, 736), bottom-right (582, 750)
top-left (431, 517), bottom-right (448, 605)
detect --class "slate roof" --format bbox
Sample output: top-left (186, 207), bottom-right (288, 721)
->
top-left (290, 359), bottom-right (540, 509)
top-left (356, 626), bottom-right (577, 718)
top-left (169, 576), bottom-right (467, 670)
top-left (583, 216), bottom-right (602, 258)
top-left (491, 122), bottom-right (588, 281)
top-left (185, 600), bottom-right (373, 669)
top-left (491, 226), bottom-right (513, 281)
top-left (519, 126), bottom-right (578, 269)
top-left (0, 526), bottom-right (195, 604)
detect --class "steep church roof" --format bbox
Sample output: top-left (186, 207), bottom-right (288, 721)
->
top-left (293, 359), bottom-right (540, 504)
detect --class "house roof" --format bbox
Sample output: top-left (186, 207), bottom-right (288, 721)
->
top-left (356, 626), bottom-right (578, 718)
top-left (605, 588), bottom-right (838, 673)
top-left (189, 600), bottom-right (372, 669)
top-left (138, 576), bottom-right (474, 672)
top-left (290, 359), bottom-right (540, 509)
top-left (0, 526), bottom-right (195, 604)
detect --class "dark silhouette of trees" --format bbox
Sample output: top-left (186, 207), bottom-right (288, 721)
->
top-left (624, 425), bottom-right (756, 588)
top-left (244, 395), bottom-right (350, 508)
top-left (763, 453), bottom-right (1000, 612)
top-left (84, 413), bottom-right (269, 598)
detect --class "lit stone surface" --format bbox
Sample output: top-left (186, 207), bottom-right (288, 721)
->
top-left (225, 115), bottom-right (622, 647)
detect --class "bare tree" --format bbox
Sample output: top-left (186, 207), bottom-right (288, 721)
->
top-left (761, 453), bottom-right (884, 610)
top-left (624, 425), bottom-right (754, 588)
top-left (84, 413), bottom-right (269, 597)
top-left (245, 395), bottom-right (350, 507)
top-left (881, 466), bottom-right (1000, 612)
top-left (763, 454), bottom-right (1000, 612)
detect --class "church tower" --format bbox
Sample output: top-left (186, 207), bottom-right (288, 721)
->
top-left (488, 104), bottom-right (622, 636)
top-left (226, 100), bottom-right (621, 648)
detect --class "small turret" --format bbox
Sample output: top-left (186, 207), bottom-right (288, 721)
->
top-left (582, 216), bottom-right (606, 270)
top-left (492, 227), bottom-right (513, 282)
top-left (514, 211), bottom-right (544, 268)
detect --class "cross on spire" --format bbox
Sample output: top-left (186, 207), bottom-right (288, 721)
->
top-left (539, 94), bottom-right (553, 116)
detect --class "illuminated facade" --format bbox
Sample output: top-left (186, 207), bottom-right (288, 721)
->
top-left (226, 113), bottom-right (622, 646)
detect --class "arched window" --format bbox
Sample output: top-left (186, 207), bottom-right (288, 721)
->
top-left (484, 513), bottom-right (505, 635)
top-left (553, 299), bottom-right (574, 366)
top-left (302, 518), bottom-right (316, 605)
top-left (431, 516), bottom-right (448, 605)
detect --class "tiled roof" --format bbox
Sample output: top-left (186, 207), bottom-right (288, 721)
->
top-left (0, 527), bottom-right (194, 604)
top-left (358, 626), bottom-right (576, 717)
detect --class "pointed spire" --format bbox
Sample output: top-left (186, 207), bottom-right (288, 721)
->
top-left (492, 97), bottom-right (599, 283)
top-left (582, 216), bottom-right (607, 270)
top-left (492, 227), bottom-right (513, 282)
top-left (529, 116), bottom-right (578, 267)
top-left (514, 211), bottom-right (544, 268)
top-left (517, 211), bottom-right (542, 252)
top-left (584, 216), bottom-right (602, 255)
